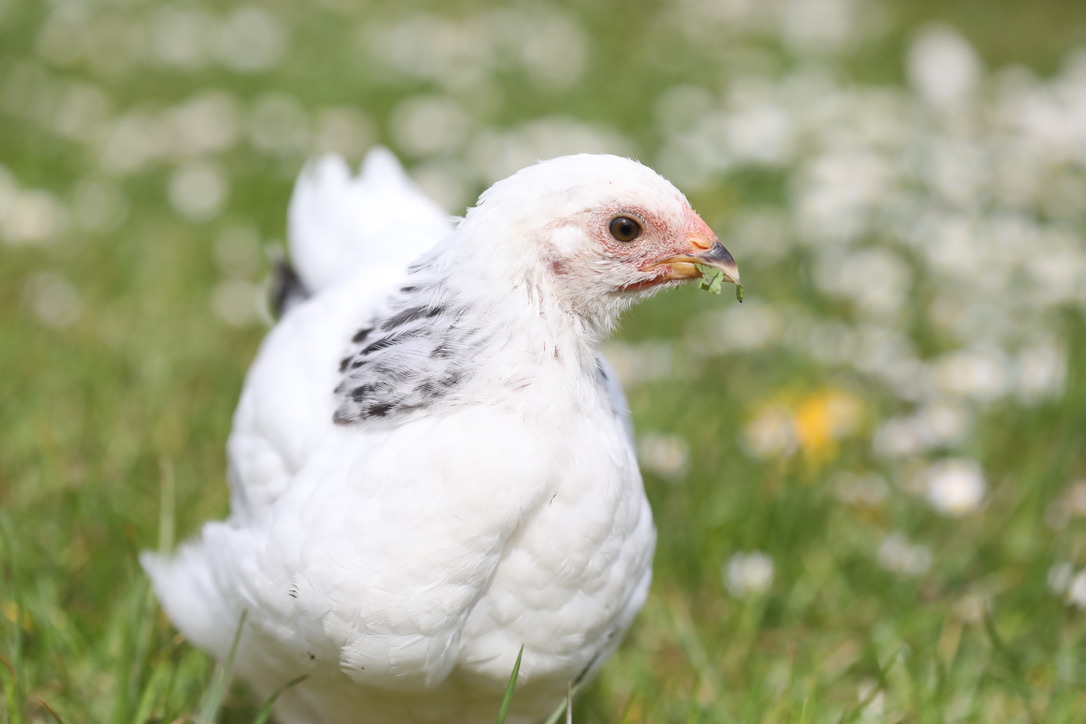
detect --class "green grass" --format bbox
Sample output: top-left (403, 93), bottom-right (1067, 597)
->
top-left (3, 0), bottom-right (1086, 721)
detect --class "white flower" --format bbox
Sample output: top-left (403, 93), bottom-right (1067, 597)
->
top-left (831, 471), bottom-right (888, 507)
top-left (168, 160), bottom-right (228, 222)
top-left (0, 180), bottom-right (68, 246)
top-left (637, 433), bottom-right (690, 481)
top-left (169, 91), bottom-right (241, 157)
top-left (1047, 561), bottom-right (1086, 608)
top-left (872, 416), bottom-right (925, 459)
top-left (923, 458), bottom-right (987, 517)
top-left (915, 399), bottom-right (973, 448)
top-left (689, 300), bottom-right (782, 357)
top-left (872, 399), bottom-right (973, 459)
top-left (906, 24), bottom-right (982, 110)
top-left (248, 92), bottom-right (310, 158)
top-left (598, 341), bottom-right (674, 387)
top-left (877, 532), bottom-right (932, 576)
top-left (778, 0), bottom-right (858, 55)
top-left (1065, 481), bottom-right (1086, 516)
top-left (216, 6), bottom-right (289, 74)
top-left (1014, 339), bottom-right (1068, 404)
top-left (953, 593), bottom-right (988, 623)
top-left (391, 95), bottom-right (470, 157)
top-left (724, 551), bottom-right (774, 597)
top-left (935, 347), bottom-right (1012, 404)
top-left (740, 405), bottom-right (796, 459)
top-left (1067, 570), bottom-right (1086, 609)
top-left (1048, 561), bottom-right (1074, 595)
top-left (149, 5), bottom-right (215, 70)
top-left (724, 103), bottom-right (796, 166)
top-left (1046, 481), bottom-right (1086, 529)
top-left (24, 271), bottom-right (81, 328)
top-left (212, 279), bottom-right (261, 327)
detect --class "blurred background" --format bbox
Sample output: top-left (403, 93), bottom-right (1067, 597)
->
top-left (2, 0), bottom-right (1086, 721)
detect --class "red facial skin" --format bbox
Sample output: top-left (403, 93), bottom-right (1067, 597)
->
top-left (590, 204), bottom-right (720, 291)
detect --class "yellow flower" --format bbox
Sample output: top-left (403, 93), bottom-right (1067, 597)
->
top-left (793, 389), bottom-right (864, 465)
top-left (1, 599), bottom-right (32, 631)
top-left (743, 387), bottom-right (864, 467)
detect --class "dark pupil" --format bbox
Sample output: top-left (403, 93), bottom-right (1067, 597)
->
top-left (610, 216), bottom-right (640, 242)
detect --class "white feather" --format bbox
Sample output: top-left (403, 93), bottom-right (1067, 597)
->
top-left (287, 147), bottom-right (452, 294)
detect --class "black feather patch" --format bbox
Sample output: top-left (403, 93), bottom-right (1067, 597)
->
top-left (381, 305), bottom-right (445, 331)
top-left (332, 287), bottom-right (486, 425)
top-left (271, 260), bottom-right (309, 318)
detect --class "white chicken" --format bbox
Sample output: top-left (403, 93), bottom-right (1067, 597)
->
top-left (143, 149), bottom-right (740, 723)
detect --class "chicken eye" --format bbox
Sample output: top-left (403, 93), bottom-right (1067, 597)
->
top-left (608, 216), bottom-right (642, 242)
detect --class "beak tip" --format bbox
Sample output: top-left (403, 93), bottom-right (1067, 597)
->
top-left (696, 241), bottom-right (740, 284)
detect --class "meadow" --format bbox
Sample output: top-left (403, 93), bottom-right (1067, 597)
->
top-left (2, 0), bottom-right (1086, 721)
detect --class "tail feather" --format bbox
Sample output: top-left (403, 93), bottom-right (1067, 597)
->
top-left (286, 148), bottom-right (454, 296)
top-left (140, 540), bottom-right (238, 662)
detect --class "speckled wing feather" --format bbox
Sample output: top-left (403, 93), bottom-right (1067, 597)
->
top-left (331, 289), bottom-right (480, 425)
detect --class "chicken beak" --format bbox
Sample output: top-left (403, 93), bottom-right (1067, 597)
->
top-left (650, 235), bottom-right (741, 286)
top-left (691, 240), bottom-right (741, 285)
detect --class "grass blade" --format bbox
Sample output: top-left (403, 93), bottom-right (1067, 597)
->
top-left (836, 646), bottom-right (902, 724)
top-left (194, 610), bottom-right (247, 724)
top-left (542, 680), bottom-right (578, 724)
top-left (616, 690), bottom-right (639, 724)
top-left (494, 646), bottom-right (524, 724)
top-left (251, 674), bottom-right (308, 724)
top-left (36, 698), bottom-right (64, 724)
top-left (983, 612), bottom-right (1040, 724)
